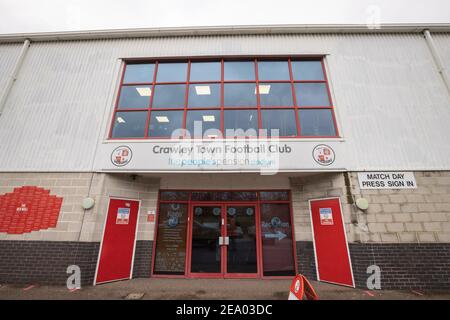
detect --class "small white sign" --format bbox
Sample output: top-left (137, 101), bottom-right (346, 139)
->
top-left (358, 172), bottom-right (417, 189)
top-left (116, 207), bottom-right (130, 225)
top-left (319, 208), bottom-right (333, 225)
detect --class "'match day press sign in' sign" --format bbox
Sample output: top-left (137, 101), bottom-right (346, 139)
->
top-left (358, 172), bottom-right (417, 189)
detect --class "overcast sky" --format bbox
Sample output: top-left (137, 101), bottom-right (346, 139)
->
top-left (0, 0), bottom-right (449, 34)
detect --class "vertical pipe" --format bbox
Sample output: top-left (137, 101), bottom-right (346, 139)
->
top-left (0, 39), bottom-right (30, 116)
top-left (424, 29), bottom-right (450, 97)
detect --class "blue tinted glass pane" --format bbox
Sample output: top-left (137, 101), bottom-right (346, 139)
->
top-left (299, 109), bottom-right (336, 136)
top-left (295, 83), bottom-right (330, 106)
top-left (257, 61), bottom-right (290, 80)
top-left (291, 61), bottom-right (324, 80)
top-left (190, 62), bottom-right (221, 81)
top-left (118, 85), bottom-right (152, 109)
top-left (152, 84), bottom-right (186, 109)
top-left (261, 110), bottom-right (297, 137)
top-left (224, 61), bottom-right (255, 80)
top-left (112, 111), bottom-right (147, 138)
top-left (224, 110), bottom-right (258, 137)
top-left (149, 110), bottom-right (184, 137)
top-left (156, 62), bottom-right (187, 82)
top-left (186, 110), bottom-right (221, 138)
top-left (259, 83), bottom-right (293, 107)
top-left (123, 64), bottom-right (155, 83)
top-left (224, 84), bottom-right (257, 107)
top-left (188, 84), bottom-right (220, 108)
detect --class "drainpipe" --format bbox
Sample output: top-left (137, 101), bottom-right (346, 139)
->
top-left (424, 30), bottom-right (450, 97)
top-left (0, 39), bottom-right (30, 116)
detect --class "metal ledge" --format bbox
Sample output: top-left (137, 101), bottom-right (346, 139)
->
top-left (0, 23), bottom-right (450, 43)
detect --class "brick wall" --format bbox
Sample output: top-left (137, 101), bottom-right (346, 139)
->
top-left (349, 243), bottom-right (450, 289)
top-left (296, 241), bottom-right (317, 280)
top-left (349, 171), bottom-right (450, 243)
top-left (0, 240), bottom-right (99, 286)
top-left (132, 240), bottom-right (153, 278)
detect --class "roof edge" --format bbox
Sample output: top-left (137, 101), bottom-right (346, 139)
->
top-left (1, 23), bottom-right (450, 43)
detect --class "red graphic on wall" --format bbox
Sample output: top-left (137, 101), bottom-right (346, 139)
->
top-left (0, 186), bottom-right (63, 234)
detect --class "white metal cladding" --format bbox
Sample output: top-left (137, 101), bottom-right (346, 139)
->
top-left (432, 33), bottom-right (450, 85)
top-left (0, 43), bottom-right (22, 98)
top-left (0, 33), bottom-right (450, 171)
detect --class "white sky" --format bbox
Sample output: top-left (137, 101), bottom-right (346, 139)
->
top-left (0, 0), bottom-right (449, 34)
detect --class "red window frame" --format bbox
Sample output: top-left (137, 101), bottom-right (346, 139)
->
top-left (109, 56), bottom-right (339, 140)
top-left (151, 189), bottom-right (298, 279)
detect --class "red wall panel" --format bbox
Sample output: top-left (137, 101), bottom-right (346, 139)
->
top-left (0, 186), bottom-right (63, 234)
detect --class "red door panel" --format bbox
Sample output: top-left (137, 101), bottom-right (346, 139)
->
top-left (310, 198), bottom-right (354, 287)
top-left (95, 198), bottom-right (140, 284)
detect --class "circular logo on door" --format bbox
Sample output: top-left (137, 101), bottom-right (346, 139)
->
top-left (271, 216), bottom-right (282, 227)
top-left (227, 208), bottom-right (236, 216)
top-left (246, 208), bottom-right (254, 216)
top-left (167, 216), bottom-right (179, 228)
top-left (312, 144), bottom-right (335, 166)
top-left (194, 207), bottom-right (203, 216)
top-left (111, 146), bottom-right (132, 167)
top-left (213, 208), bottom-right (221, 216)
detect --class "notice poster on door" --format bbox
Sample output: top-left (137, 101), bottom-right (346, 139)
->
top-left (116, 207), bottom-right (130, 225)
top-left (319, 208), bottom-right (333, 225)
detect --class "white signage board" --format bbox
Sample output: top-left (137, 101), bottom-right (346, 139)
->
top-left (358, 172), bottom-right (417, 189)
top-left (94, 140), bottom-right (347, 173)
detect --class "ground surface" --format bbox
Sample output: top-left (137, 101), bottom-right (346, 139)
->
top-left (0, 278), bottom-right (449, 300)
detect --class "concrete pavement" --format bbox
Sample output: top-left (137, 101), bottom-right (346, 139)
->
top-left (0, 278), bottom-right (449, 300)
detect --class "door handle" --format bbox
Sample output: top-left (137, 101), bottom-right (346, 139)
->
top-left (218, 237), bottom-right (229, 245)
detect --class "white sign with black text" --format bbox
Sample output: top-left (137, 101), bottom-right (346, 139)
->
top-left (358, 172), bottom-right (417, 189)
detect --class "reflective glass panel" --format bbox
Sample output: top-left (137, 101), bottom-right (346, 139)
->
top-left (188, 84), bottom-right (220, 108)
top-left (224, 83), bottom-right (257, 107)
top-left (156, 62), bottom-right (187, 82)
top-left (149, 110), bottom-right (184, 137)
top-left (291, 61), bottom-right (325, 81)
top-left (261, 109), bottom-right (297, 137)
top-left (295, 83), bottom-right (330, 106)
top-left (111, 111), bottom-right (147, 138)
top-left (118, 86), bottom-right (152, 109)
top-left (152, 84), bottom-right (186, 109)
top-left (224, 110), bottom-right (258, 137)
top-left (299, 109), bottom-right (337, 136)
top-left (189, 61), bottom-right (221, 81)
top-left (257, 61), bottom-right (290, 80)
top-left (224, 61), bottom-right (255, 80)
top-left (258, 83), bottom-right (294, 107)
top-left (123, 64), bottom-right (155, 83)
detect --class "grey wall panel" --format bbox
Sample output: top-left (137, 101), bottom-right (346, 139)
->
top-left (0, 33), bottom-right (449, 171)
top-left (0, 43), bottom-right (22, 99)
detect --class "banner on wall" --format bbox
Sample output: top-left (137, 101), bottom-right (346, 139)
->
top-left (95, 141), bottom-right (347, 173)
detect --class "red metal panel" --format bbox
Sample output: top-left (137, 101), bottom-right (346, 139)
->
top-left (310, 198), bottom-right (354, 287)
top-left (0, 186), bottom-right (63, 234)
top-left (95, 198), bottom-right (140, 284)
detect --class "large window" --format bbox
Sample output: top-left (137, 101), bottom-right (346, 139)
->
top-left (110, 58), bottom-right (338, 139)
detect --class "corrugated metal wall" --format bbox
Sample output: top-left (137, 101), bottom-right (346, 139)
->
top-left (0, 33), bottom-right (449, 171)
top-left (0, 43), bottom-right (22, 98)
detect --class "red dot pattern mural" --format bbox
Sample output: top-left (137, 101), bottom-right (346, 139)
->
top-left (0, 186), bottom-right (63, 234)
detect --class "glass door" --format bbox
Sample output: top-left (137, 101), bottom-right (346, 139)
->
top-left (189, 205), bottom-right (223, 276)
top-left (188, 203), bottom-right (260, 278)
top-left (224, 205), bottom-right (258, 277)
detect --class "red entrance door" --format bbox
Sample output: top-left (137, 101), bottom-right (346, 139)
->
top-left (309, 198), bottom-right (354, 287)
top-left (95, 198), bottom-right (140, 284)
